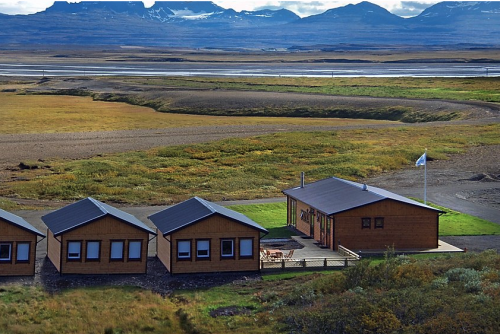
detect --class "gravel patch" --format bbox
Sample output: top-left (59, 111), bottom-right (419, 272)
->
top-left (0, 256), bottom-right (262, 294)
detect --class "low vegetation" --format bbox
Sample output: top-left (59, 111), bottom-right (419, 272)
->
top-left (0, 286), bottom-right (184, 333)
top-left (83, 90), bottom-right (459, 123)
top-left (128, 76), bottom-right (500, 102)
top-left (2, 251), bottom-right (500, 333)
top-left (0, 92), bottom-right (383, 134)
top-left (1, 124), bottom-right (498, 206)
top-left (18, 76), bottom-right (500, 123)
top-left (273, 250), bottom-right (500, 334)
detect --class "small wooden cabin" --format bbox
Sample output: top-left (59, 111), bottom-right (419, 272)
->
top-left (42, 197), bottom-right (156, 275)
top-left (149, 197), bottom-right (268, 275)
top-left (283, 177), bottom-right (442, 252)
top-left (0, 209), bottom-right (45, 276)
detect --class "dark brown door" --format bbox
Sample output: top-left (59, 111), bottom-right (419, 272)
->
top-left (309, 209), bottom-right (314, 237)
top-left (320, 214), bottom-right (326, 245)
top-left (326, 217), bottom-right (332, 249)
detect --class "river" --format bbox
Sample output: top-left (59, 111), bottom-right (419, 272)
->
top-left (1, 62), bottom-right (499, 77)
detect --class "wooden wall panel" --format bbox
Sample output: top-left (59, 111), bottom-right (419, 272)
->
top-left (293, 199), bottom-right (313, 237)
top-left (157, 230), bottom-right (171, 272)
top-left (334, 200), bottom-right (438, 250)
top-left (58, 216), bottom-right (149, 274)
top-left (47, 228), bottom-right (61, 272)
top-left (169, 215), bottom-right (261, 274)
top-left (0, 219), bottom-right (39, 276)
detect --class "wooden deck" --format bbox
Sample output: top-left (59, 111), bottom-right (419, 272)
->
top-left (260, 236), bottom-right (359, 272)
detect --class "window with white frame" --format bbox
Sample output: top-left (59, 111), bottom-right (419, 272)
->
top-left (110, 240), bottom-right (124, 260)
top-left (177, 240), bottom-right (191, 260)
top-left (86, 241), bottom-right (100, 261)
top-left (128, 240), bottom-right (142, 260)
top-left (16, 243), bottom-right (30, 262)
top-left (0, 243), bottom-right (12, 262)
top-left (196, 240), bottom-right (210, 259)
top-left (221, 239), bottom-right (234, 258)
top-left (239, 238), bottom-right (253, 258)
top-left (67, 241), bottom-right (81, 260)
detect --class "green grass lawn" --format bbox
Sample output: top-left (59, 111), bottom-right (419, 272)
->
top-left (228, 202), bottom-right (293, 239)
top-left (435, 203), bottom-right (500, 236)
top-left (229, 201), bottom-right (500, 238)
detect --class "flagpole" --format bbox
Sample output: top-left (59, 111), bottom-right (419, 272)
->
top-left (415, 149), bottom-right (428, 205)
top-left (424, 148), bottom-right (427, 205)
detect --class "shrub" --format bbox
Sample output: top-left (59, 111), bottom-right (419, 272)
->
top-left (445, 268), bottom-right (482, 293)
top-left (431, 277), bottom-right (449, 289)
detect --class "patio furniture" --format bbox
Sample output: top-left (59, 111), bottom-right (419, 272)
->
top-left (260, 249), bottom-right (269, 259)
top-left (284, 249), bottom-right (294, 259)
top-left (268, 249), bottom-right (283, 260)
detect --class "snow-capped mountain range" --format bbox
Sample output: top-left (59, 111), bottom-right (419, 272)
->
top-left (42, 1), bottom-right (300, 27)
top-left (1, 1), bottom-right (500, 48)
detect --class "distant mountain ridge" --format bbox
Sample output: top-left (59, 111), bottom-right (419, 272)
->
top-left (1, 1), bottom-right (500, 48)
top-left (41, 1), bottom-right (300, 27)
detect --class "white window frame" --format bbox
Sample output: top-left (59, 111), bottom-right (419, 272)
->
top-left (67, 241), bottom-right (81, 260)
top-left (128, 240), bottom-right (142, 260)
top-left (0, 243), bottom-right (12, 261)
top-left (221, 239), bottom-right (234, 258)
top-left (196, 240), bottom-right (210, 259)
top-left (177, 240), bottom-right (191, 260)
top-left (16, 243), bottom-right (30, 262)
top-left (86, 241), bottom-right (100, 261)
top-left (239, 239), bottom-right (253, 258)
top-left (110, 240), bottom-right (124, 260)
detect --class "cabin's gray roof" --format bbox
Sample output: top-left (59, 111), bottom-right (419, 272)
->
top-left (283, 177), bottom-right (442, 215)
top-left (0, 209), bottom-right (45, 237)
top-left (148, 196), bottom-right (268, 236)
top-left (42, 197), bottom-right (155, 236)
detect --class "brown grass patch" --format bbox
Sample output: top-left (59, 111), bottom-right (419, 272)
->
top-left (0, 92), bottom-right (389, 134)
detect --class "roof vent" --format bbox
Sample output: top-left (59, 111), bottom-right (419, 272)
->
top-left (300, 172), bottom-right (305, 188)
top-left (362, 184), bottom-right (368, 191)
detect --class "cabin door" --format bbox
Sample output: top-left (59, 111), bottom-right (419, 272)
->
top-left (309, 208), bottom-right (314, 237)
top-left (320, 213), bottom-right (326, 246)
top-left (326, 217), bottom-right (332, 249)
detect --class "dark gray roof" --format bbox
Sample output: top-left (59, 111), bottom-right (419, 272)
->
top-left (42, 197), bottom-right (155, 236)
top-left (148, 196), bottom-right (268, 236)
top-left (283, 177), bottom-right (443, 215)
top-left (0, 209), bottom-right (45, 237)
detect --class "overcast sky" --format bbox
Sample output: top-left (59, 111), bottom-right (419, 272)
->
top-left (0, 0), bottom-right (440, 18)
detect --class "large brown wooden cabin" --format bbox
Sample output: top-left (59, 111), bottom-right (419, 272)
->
top-left (149, 197), bottom-right (268, 275)
top-left (283, 177), bottom-right (442, 252)
top-left (42, 197), bottom-right (156, 275)
top-left (0, 209), bottom-right (45, 276)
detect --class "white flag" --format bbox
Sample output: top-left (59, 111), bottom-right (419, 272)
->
top-left (415, 152), bottom-right (426, 167)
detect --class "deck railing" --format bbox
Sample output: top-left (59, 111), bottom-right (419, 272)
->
top-left (260, 256), bottom-right (358, 271)
top-left (338, 245), bottom-right (361, 260)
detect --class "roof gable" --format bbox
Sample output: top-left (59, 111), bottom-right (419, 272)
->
top-left (0, 209), bottom-right (45, 237)
top-left (148, 196), bottom-right (268, 236)
top-left (283, 177), bottom-right (442, 215)
top-left (41, 197), bottom-right (155, 236)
